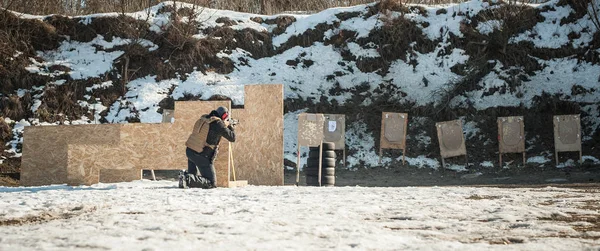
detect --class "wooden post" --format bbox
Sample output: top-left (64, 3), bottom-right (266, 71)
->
top-left (318, 141), bottom-right (323, 187)
top-left (580, 151), bottom-right (583, 164)
top-left (296, 145), bottom-right (300, 186)
top-left (151, 170), bottom-right (156, 181)
top-left (499, 153), bottom-right (502, 168)
top-left (522, 152), bottom-right (526, 165)
top-left (402, 149), bottom-right (406, 165)
top-left (343, 148), bottom-right (346, 168)
top-left (441, 157), bottom-right (445, 170)
top-left (379, 148), bottom-right (383, 164)
top-left (555, 150), bottom-right (559, 166)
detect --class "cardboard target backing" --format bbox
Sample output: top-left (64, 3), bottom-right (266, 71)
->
top-left (298, 113), bottom-right (325, 147)
top-left (498, 116), bottom-right (525, 154)
top-left (436, 120), bottom-right (467, 158)
top-left (553, 115), bottom-right (581, 152)
top-left (380, 112), bottom-right (408, 150)
top-left (322, 114), bottom-right (345, 150)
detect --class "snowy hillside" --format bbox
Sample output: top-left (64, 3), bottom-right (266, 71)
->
top-left (1, 0), bottom-right (599, 173)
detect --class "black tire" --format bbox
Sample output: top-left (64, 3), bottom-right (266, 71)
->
top-left (305, 167), bottom-right (335, 176)
top-left (309, 150), bottom-right (336, 158)
top-left (306, 175), bottom-right (335, 186)
top-left (309, 143), bottom-right (336, 151)
top-left (320, 175), bottom-right (335, 185)
top-left (309, 146), bottom-right (320, 151)
top-left (322, 167), bottom-right (335, 176)
top-left (321, 142), bottom-right (336, 150)
top-left (307, 158), bottom-right (336, 167)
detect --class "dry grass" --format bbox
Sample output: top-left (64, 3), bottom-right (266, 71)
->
top-left (2, 0), bottom-right (552, 16)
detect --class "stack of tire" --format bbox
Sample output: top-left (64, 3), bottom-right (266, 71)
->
top-left (306, 142), bottom-right (336, 186)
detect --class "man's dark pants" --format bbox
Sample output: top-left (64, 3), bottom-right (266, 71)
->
top-left (185, 147), bottom-right (217, 188)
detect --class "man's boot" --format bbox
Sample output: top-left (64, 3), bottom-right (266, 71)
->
top-left (178, 170), bottom-right (188, 189)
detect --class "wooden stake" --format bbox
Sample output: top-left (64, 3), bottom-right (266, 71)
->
top-left (343, 148), bottom-right (346, 168)
top-left (318, 141), bottom-right (323, 187)
top-left (296, 145), bottom-right (300, 186)
top-left (499, 153), bottom-right (502, 168)
top-left (151, 170), bottom-right (156, 181)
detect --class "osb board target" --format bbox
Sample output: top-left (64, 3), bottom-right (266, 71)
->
top-left (553, 115), bottom-right (582, 152)
top-left (322, 114), bottom-right (345, 150)
top-left (380, 112), bottom-right (408, 150)
top-left (298, 113), bottom-right (325, 147)
top-left (436, 120), bottom-right (467, 158)
top-left (498, 116), bottom-right (525, 154)
top-left (233, 84), bottom-right (284, 186)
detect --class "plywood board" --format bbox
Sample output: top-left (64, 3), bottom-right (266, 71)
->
top-left (21, 124), bottom-right (120, 186)
top-left (436, 120), bottom-right (467, 158)
top-left (380, 112), bottom-right (408, 150)
top-left (233, 84), bottom-right (284, 186)
top-left (99, 169), bottom-right (142, 183)
top-left (553, 114), bottom-right (581, 152)
top-left (298, 113), bottom-right (325, 147)
top-left (323, 114), bottom-right (345, 150)
top-left (23, 85), bottom-right (284, 188)
top-left (498, 116), bottom-right (525, 154)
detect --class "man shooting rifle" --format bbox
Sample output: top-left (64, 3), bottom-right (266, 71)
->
top-left (179, 106), bottom-right (236, 189)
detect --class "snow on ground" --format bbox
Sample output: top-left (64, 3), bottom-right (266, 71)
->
top-left (408, 0), bottom-right (495, 41)
top-left (345, 121), bottom-right (387, 168)
top-left (384, 47), bottom-right (469, 106)
top-left (1, 181), bottom-right (598, 250)
top-left (528, 156), bottom-right (551, 164)
top-left (510, 0), bottom-right (600, 49)
top-left (481, 161), bottom-right (494, 167)
top-left (272, 4), bottom-right (373, 47)
top-left (28, 35), bottom-right (157, 80)
top-left (454, 58), bottom-right (600, 110)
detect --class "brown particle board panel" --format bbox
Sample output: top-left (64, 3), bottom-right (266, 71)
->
top-left (21, 124), bottom-right (120, 186)
top-left (100, 168), bottom-right (142, 183)
top-left (233, 84), bottom-right (284, 186)
top-left (498, 116), bottom-right (525, 154)
top-left (436, 120), bottom-right (467, 159)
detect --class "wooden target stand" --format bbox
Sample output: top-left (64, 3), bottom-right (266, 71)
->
top-left (379, 112), bottom-right (408, 165)
top-left (296, 113), bottom-right (325, 186)
top-left (436, 120), bottom-right (468, 168)
top-left (498, 116), bottom-right (526, 167)
top-left (553, 114), bottom-right (582, 165)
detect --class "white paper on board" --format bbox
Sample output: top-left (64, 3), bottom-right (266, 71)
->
top-left (328, 121), bottom-right (336, 132)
